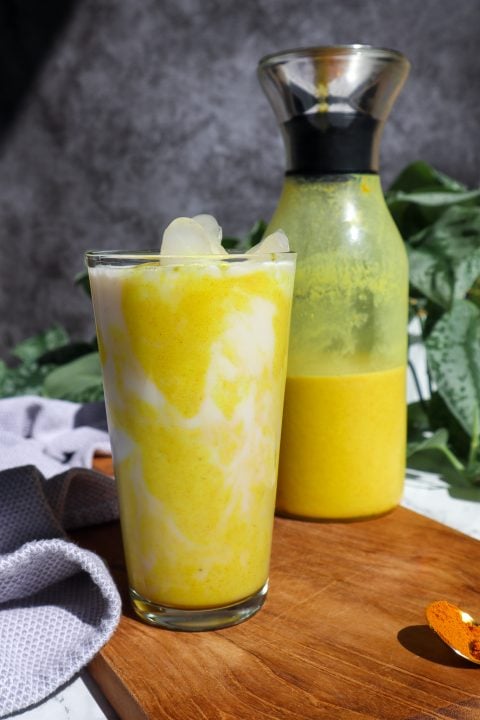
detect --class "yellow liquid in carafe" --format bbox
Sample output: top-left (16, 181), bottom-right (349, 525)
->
top-left (277, 366), bottom-right (406, 519)
top-left (267, 175), bottom-right (408, 519)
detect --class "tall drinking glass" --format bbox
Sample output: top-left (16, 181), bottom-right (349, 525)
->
top-left (86, 250), bottom-right (296, 631)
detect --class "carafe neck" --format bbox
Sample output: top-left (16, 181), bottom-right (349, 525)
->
top-left (283, 113), bottom-right (381, 175)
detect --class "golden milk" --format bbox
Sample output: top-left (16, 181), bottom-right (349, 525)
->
top-left (277, 367), bottom-right (406, 519)
top-left (89, 258), bottom-right (294, 608)
top-left (266, 175), bottom-right (409, 519)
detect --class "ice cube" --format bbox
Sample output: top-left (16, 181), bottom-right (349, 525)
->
top-left (161, 216), bottom-right (226, 256)
top-left (246, 229), bottom-right (290, 255)
top-left (192, 214), bottom-right (223, 244)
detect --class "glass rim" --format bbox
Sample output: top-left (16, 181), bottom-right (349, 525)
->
top-left (85, 249), bottom-right (296, 263)
top-left (258, 44), bottom-right (410, 69)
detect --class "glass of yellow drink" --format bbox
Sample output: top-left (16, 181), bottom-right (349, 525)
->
top-left (86, 242), bottom-right (295, 630)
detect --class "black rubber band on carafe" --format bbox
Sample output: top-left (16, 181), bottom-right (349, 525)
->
top-left (283, 113), bottom-right (380, 175)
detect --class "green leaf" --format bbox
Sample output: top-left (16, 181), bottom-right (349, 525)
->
top-left (388, 189), bottom-right (480, 208)
top-left (421, 300), bottom-right (444, 340)
top-left (406, 206), bottom-right (480, 309)
top-left (467, 405), bottom-right (480, 469)
top-left (222, 220), bottom-right (268, 252)
top-left (245, 219), bottom-right (267, 247)
top-left (407, 449), bottom-right (469, 488)
top-left (407, 427), bottom-right (452, 457)
top-left (406, 426), bottom-right (471, 491)
top-left (0, 326), bottom-right (77, 398)
top-left (407, 400), bottom-right (431, 439)
top-left (426, 300), bottom-right (480, 436)
top-left (465, 461), bottom-right (480, 485)
top-left (0, 360), bottom-right (7, 386)
top-left (389, 161), bottom-right (467, 193)
top-left (43, 352), bottom-right (103, 401)
top-left (407, 245), bottom-right (453, 309)
top-left (74, 269), bottom-right (92, 297)
top-left (222, 236), bottom-right (244, 251)
top-left (0, 361), bottom-right (56, 398)
top-left (468, 277), bottom-right (480, 309)
top-left (408, 205), bottom-right (480, 249)
top-left (386, 163), bottom-right (480, 241)
top-left (11, 326), bottom-right (70, 363)
top-left (37, 341), bottom-right (97, 366)
top-left (426, 392), bottom-right (471, 459)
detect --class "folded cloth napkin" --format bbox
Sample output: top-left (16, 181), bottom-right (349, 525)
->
top-left (0, 396), bottom-right (121, 718)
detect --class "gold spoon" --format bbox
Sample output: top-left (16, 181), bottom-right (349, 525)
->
top-left (426, 600), bottom-right (480, 665)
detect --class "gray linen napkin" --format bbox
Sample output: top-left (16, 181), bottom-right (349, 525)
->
top-left (0, 396), bottom-right (121, 718)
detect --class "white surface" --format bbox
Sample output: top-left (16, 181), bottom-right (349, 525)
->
top-left (13, 673), bottom-right (118, 720)
top-left (403, 470), bottom-right (480, 541)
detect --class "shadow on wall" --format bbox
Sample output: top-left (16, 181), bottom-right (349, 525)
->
top-left (0, 0), bottom-right (79, 144)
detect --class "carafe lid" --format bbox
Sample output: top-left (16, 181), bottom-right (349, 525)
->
top-left (258, 45), bottom-right (410, 174)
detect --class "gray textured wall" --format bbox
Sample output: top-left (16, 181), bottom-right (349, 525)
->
top-left (0, 0), bottom-right (479, 354)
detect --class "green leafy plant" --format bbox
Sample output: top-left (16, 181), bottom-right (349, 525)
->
top-left (1, 164), bottom-right (479, 489)
top-left (0, 325), bottom-right (101, 402)
top-left (386, 161), bottom-right (480, 485)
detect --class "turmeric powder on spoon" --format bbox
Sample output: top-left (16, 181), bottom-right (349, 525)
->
top-left (426, 600), bottom-right (480, 664)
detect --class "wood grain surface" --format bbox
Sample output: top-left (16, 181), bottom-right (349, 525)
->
top-left (73, 457), bottom-right (480, 719)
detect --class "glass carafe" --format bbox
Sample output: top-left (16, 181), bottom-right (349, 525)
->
top-left (258, 45), bottom-right (410, 520)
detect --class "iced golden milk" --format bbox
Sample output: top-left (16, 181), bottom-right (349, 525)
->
top-left (86, 217), bottom-right (295, 630)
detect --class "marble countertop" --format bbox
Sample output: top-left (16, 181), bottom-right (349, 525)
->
top-left (14, 672), bottom-right (118, 720)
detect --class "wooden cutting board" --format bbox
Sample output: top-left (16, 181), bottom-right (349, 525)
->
top-left (72, 459), bottom-right (480, 719)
